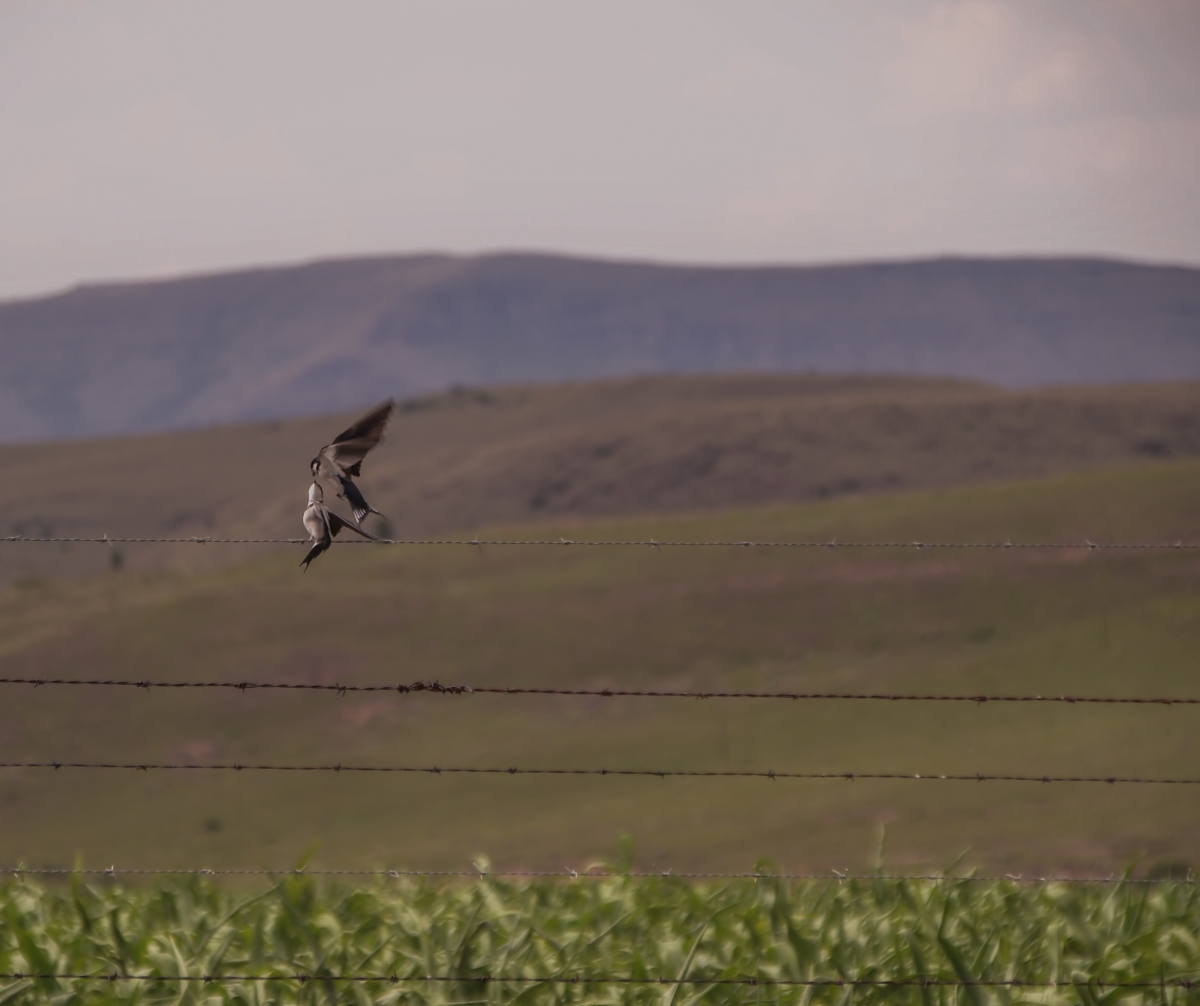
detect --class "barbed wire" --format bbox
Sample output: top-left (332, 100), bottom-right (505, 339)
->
top-left (0, 972), bottom-right (1193, 988)
top-left (5, 866), bottom-right (1191, 884)
top-left (3, 761), bottom-right (1195, 784)
top-left (3, 676), bottom-right (1197, 705)
top-left (3, 535), bottom-right (1198, 549)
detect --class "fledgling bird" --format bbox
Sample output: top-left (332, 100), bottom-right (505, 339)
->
top-left (311, 400), bottom-right (393, 525)
top-left (301, 481), bottom-right (377, 570)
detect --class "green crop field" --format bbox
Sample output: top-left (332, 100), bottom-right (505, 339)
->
top-left (2, 874), bottom-right (1198, 1005)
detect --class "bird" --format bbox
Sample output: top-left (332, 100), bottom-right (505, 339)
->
top-left (310, 400), bottom-right (393, 525)
top-left (301, 481), bottom-right (377, 570)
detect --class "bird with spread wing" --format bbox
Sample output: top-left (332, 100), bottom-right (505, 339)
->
top-left (310, 400), bottom-right (393, 525)
top-left (302, 401), bottom-right (393, 569)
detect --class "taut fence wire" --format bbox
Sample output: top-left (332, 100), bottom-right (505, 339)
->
top-left (0, 973), bottom-right (1194, 989)
top-left (3, 535), bottom-right (1199, 549)
top-left (3, 676), bottom-right (1197, 705)
top-left (2, 761), bottom-right (1196, 784)
top-left (7, 532), bottom-right (1198, 890)
top-left (4, 866), bottom-right (1192, 884)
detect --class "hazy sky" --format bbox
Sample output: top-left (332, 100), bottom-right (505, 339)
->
top-left (2, 0), bottom-right (1199, 299)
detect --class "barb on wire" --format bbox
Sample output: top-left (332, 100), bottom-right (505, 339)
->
top-left (3, 676), bottom-right (1197, 705)
top-left (2, 535), bottom-right (1197, 549)
top-left (5, 866), bottom-right (1191, 884)
top-left (0, 972), bottom-right (1192, 988)
top-left (2, 761), bottom-right (1195, 784)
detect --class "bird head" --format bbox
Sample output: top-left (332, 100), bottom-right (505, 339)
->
top-left (310, 457), bottom-right (321, 477)
top-left (308, 482), bottom-right (324, 504)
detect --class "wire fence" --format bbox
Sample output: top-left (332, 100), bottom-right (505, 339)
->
top-left (6, 532), bottom-right (1196, 888)
top-left (0, 972), bottom-right (1194, 988)
top-left (4, 535), bottom-right (1199, 549)
top-left (3, 676), bottom-right (1197, 705)
top-left (3, 761), bottom-right (1196, 784)
top-left (5, 866), bottom-right (1192, 884)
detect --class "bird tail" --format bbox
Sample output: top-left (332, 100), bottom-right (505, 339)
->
top-left (300, 539), bottom-right (330, 571)
top-left (337, 475), bottom-right (383, 525)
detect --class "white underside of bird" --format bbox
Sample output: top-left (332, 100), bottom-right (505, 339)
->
top-left (301, 482), bottom-right (377, 570)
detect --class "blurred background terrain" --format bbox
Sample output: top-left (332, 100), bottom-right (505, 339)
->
top-left (2, 371), bottom-right (1199, 581)
top-left (3, 0), bottom-right (1200, 880)
top-left (1, 457), bottom-right (1198, 875)
top-left (0, 255), bottom-right (1197, 440)
top-left (0, 360), bottom-right (1197, 876)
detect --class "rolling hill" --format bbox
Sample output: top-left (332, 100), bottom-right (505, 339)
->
top-left (1, 461), bottom-right (1198, 874)
top-left (1, 253), bottom-right (1198, 440)
top-left (2, 374), bottom-right (1199, 585)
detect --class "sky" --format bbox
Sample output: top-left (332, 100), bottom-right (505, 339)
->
top-left (2, 0), bottom-right (1199, 300)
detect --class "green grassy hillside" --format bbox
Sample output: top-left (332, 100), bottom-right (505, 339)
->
top-left (1, 460), bottom-right (1198, 875)
top-left (1, 374), bottom-right (1199, 587)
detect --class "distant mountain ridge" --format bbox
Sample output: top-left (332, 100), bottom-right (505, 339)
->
top-left (0, 252), bottom-right (1197, 440)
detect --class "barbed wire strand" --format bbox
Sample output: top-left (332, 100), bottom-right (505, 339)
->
top-left (4, 535), bottom-right (1200, 549)
top-left (5, 866), bottom-right (1192, 884)
top-left (4, 676), bottom-right (1197, 705)
top-left (0, 973), bottom-right (1193, 988)
top-left (3, 761), bottom-right (1195, 784)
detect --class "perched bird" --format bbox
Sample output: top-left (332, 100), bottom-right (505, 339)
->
top-left (301, 482), bottom-right (377, 570)
top-left (311, 400), bottom-right (393, 525)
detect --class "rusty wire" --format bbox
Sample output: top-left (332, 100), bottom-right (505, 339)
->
top-left (4, 866), bottom-right (1192, 884)
top-left (2, 761), bottom-right (1196, 784)
top-left (2, 676), bottom-right (1197, 705)
top-left (3, 535), bottom-right (1198, 549)
top-left (0, 972), bottom-right (1193, 988)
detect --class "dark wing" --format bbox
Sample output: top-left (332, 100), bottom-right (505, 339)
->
top-left (323, 401), bottom-right (393, 470)
top-left (328, 512), bottom-right (379, 540)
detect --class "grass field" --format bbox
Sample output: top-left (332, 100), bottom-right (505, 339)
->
top-left (1, 459), bottom-right (1198, 875)
top-left (2, 874), bottom-right (1198, 1005)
